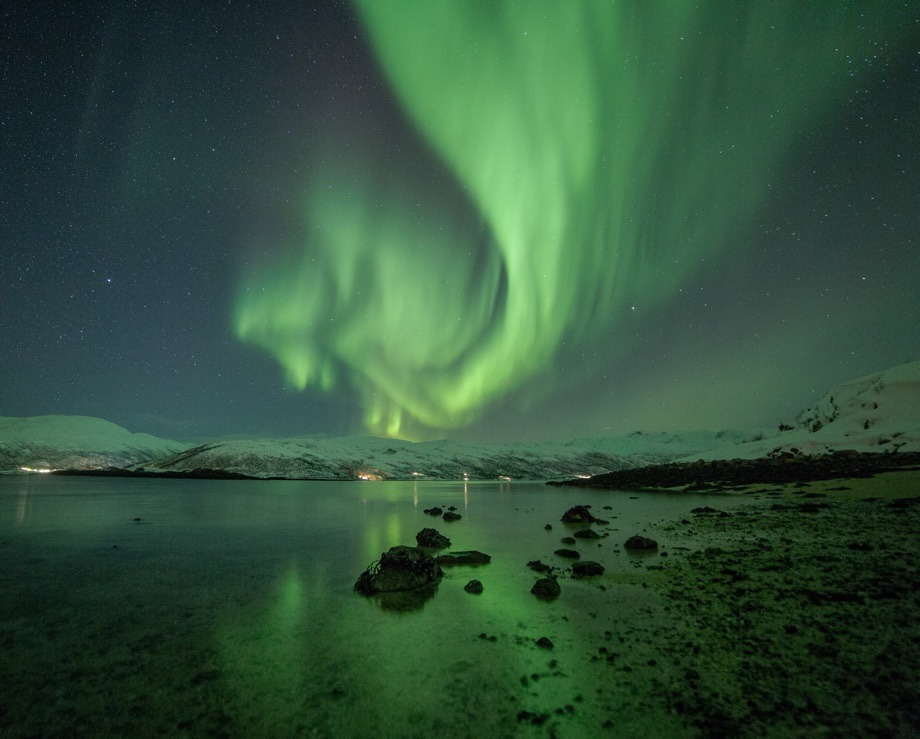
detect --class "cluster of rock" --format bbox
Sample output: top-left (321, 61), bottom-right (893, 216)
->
top-left (423, 506), bottom-right (462, 522)
top-left (354, 527), bottom-right (490, 608)
top-left (354, 504), bottom-right (660, 607)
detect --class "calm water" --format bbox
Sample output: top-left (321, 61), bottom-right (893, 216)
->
top-left (0, 475), bottom-right (748, 736)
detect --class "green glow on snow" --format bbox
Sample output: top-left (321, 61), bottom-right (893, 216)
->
top-left (235, 1), bottom-right (909, 438)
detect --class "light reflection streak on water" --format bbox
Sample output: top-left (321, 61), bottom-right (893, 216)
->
top-left (15, 486), bottom-right (31, 526)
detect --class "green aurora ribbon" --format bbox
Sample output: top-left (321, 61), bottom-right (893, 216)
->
top-left (235, 2), bottom-right (911, 438)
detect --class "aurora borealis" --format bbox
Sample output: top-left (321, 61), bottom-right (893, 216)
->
top-left (2, 2), bottom-right (919, 441)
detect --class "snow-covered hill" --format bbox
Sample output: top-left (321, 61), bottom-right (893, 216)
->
top-left (138, 430), bottom-right (761, 481)
top-left (0, 416), bottom-right (187, 472)
top-left (689, 360), bottom-right (920, 460)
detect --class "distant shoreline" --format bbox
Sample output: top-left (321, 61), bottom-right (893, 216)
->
top-left (549, 450), bottom-right (920, 491)
top-left (49, 467), bottom-right (305, 481)
top-left (37, 450), bottom-right (920, 487)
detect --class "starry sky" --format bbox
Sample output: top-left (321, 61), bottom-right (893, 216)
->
top-left (1, 2), bottom-right (918, 443)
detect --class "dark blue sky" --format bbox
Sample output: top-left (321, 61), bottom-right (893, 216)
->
top-left (1, 2), bottom-right (918, 442)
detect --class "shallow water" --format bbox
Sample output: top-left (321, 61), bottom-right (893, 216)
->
top-left (0, 475), bottom-right (748, 736)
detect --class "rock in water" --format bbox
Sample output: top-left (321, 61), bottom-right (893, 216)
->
top-left (531, 578), bottom-right (561, 600)
top-left (691, 506), bottom-right (724, 516)
top-left (464, 579), bottom-right (484, 594)
top-left (354, 546), bottom-right (443, 594)
top-left (443, 511), bottom-right (462, 522)
top-left (423, 507), bottom-right (443, 516)
top-left (573, 529), bottom-right (601, 539)
top-left (561, 505), bottom-right (608, 524)
top-left (436, 550), bottom-right (491, 566)
top-left (624, 535), bottom-right (659, 551)
top-left (554, 548), bottom-right (581, 559)
top-left (416, 528), bottom-right (451, 548)
top-left (572, 561), bottom-right (605, 577)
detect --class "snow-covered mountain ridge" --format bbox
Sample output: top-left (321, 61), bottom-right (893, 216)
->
top-left (0, 415), bottom-right (186, 472)
top-left (687, 360), bottom-right (920, 461)
top-left (137, 430), bottom-right (760, 481)
top-left (2, 360), bottom-right (917, 479)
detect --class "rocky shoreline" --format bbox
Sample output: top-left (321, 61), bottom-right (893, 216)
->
top-left (645, 476), bottom-right (920, 735)
top-left (549, 450), bottom-right (920, 491)
top-left (343, 473), bottom-right (919, 734)
top-left (514, 472), bottom-right (920, 734)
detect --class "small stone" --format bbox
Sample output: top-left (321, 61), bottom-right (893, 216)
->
top-left (423, 507), bottom-right (443, 516)
top-left (573, 529), bottom-right (601, 540)
top-left (561, 505), bottom-right (608, 524)
top-left (560, 536), bottom-right (576, 545)
top-left (624, 535), bottom-right (658, 551)
top-left (554, 548), bottom-right (580, 559)
top-left (531, 578), bottom-right (561, 600)
top-left (517, 710), bottom-right (549, 725)
top-left (436, 550), bottom-right (491, 565)
top-left (464, 579), bottom-right (484, 594)
top-left (443, 511), bottom-right (462, 522)
top-left (571, 561), bottom-right (605, 577)
top-left (544, 524), bottom-right (552, 530)
top-left (536, 636), bottom-right (554, 649)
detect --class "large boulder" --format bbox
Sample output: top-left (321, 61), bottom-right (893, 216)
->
top-left (416, 528), bottom-right (451, 548)
top-left (355, 546), bottom-right (443, 594)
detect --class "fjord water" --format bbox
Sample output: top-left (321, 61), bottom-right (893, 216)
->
top-left (0, 475), bottom-right (746, 736)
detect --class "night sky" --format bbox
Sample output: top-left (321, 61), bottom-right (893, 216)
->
top-left (2, 2), bottom-right (918, 443)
